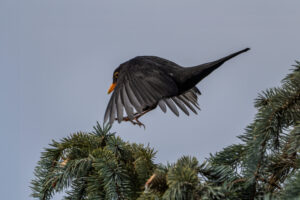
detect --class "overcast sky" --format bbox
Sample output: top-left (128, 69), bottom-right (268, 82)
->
top-left (1, 0), bottom-right (300, 199)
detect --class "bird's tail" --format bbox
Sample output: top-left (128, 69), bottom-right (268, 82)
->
top-left (199, 48), bottom-right (250, 74)
top-left (213, 48), bottom-right (250, 65)
top-left (181, 48), bottom-right (250, 90)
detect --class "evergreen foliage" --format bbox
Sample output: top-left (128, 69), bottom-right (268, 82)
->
top-left (31, 62), bottom-right (300, 199)
top-left (31, 123), bottom-right (156, 199)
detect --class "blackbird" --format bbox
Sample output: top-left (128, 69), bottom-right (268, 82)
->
top-left (104, 48), bottom-right (250, 127)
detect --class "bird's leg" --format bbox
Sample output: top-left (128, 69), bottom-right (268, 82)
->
top-left (130, 110), bottom-right (152, 128)
top-left (120, 116), bottom-right (145, 128)
top-left (119, 110), bottom-right (151, 129)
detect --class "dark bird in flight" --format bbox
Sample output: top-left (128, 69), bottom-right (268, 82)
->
top-left (104, 48), bottom-right (250, 128)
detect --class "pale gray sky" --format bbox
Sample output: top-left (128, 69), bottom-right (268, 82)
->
top-left (1, 0), bottom-right (300, 199)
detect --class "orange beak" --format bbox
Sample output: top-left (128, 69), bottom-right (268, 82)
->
top-left (107, 83), bottom-right (116, 94)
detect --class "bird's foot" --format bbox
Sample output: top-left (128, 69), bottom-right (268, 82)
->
top-left (133, 118), bottom-right (146, 129)
top-left (120, 116), bottom-right (146, 129)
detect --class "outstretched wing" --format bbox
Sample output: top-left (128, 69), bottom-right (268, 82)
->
top-left (104, 64), bottom-right (178, 125)
top-left (104, 58), bottom-right (201, 125)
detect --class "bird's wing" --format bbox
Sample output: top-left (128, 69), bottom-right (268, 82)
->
top-left (158, 87), bottom-right (201, 116)
top-left (104, 65), bottom-right (178, 125)
top-left (104, 65), bottom-right (202, 125)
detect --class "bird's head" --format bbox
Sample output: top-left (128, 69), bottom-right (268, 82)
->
top-left (107, 67), bottom-right (121, 94)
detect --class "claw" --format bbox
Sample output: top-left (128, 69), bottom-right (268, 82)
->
top-left (133, 118), bottom-right (146, 129)
top-left (118, 116), bottom-right (146, 129)
top-left (116, 111), bottom-right (148, 129)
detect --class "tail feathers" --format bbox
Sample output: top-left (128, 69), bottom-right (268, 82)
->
top-left (195, 47), bottom-right (250, 79)
top-left (215, 48), bottom-right (250, 65)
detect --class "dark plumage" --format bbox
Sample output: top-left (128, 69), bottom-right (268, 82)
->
top-left (104, 48), bottom-right (250, 127)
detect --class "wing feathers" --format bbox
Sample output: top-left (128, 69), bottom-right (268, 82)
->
top-left (130, 77), bottom-right (152, 106)
top-left (115, 91), bottom-right (124, 123)
top-left (177, 96), bottom-right (198, 114)
top-left (109, 95), bottom-right (116, 125)
top-left (182, 93), bottom-right (200, 110)
top-left (104, 84), bottom-right (201, 124)
top-left (121, 86), bottom-right (134, 120)
top-left (164, 98), bottom-right (179, 116)
top-left (104, 95), bottom-right (113, 123)
top-left (137, 79), bottom-right (157, 103)
top-left (172, 97), bottom-right (189, 116)
top-left (125, 81), bottom-right (142, 113)
top-left (158, 100), bottom-right (167, 113)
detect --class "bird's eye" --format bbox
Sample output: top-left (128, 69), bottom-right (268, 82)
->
top-left (114, 72), bottom-right (119, 78)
